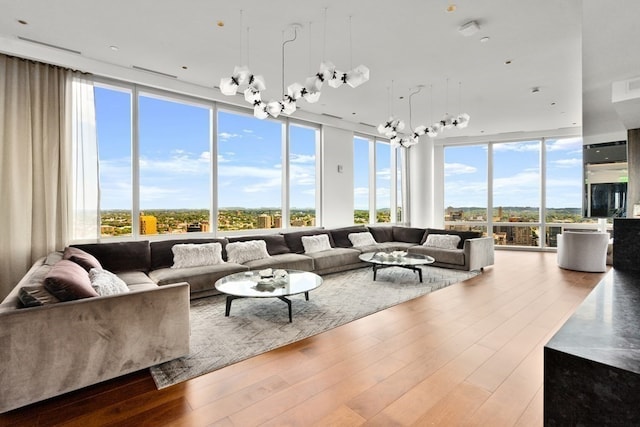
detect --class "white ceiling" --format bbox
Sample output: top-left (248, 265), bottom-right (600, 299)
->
top-left (0, 1), bottom-right (637, 142)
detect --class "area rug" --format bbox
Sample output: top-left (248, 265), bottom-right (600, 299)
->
top-left (150, 266), bottom-right (477, 389)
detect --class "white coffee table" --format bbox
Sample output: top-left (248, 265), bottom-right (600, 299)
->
top-left (214, 270), bottom-right (323, 322)
top-left (359, 251), bottom-right (435, 282)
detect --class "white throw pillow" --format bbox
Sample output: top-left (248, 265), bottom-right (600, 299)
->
top-left (89, 268), bottom-right (130, 296)
top-left (423, 234), bottom-right (461, 250)
top-left (348, 232), bottom-right (377, 247)
top-left (301, 234), bottom-right (332, 254)
top-left (171, 242), bottom-right (225, 268)
top-left (225, 240), bottom-right (271, 264)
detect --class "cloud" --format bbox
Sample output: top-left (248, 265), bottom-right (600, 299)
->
top-left (376, 168), bottom-right (391, 180)
top-left (546, 137), bottom-right (583, 152)
top-left (354, 187), bottom-right (369, 197)
top-left (218, 132), bottom-right (241, 141)
top-left (139, 151), bottom-right (209, 175)
top-left (551, 158), bottom-right (581, 168)
top-left (493, 141), bottom-right (540, 152)
top-left (445, 162), bottom-right (477, 176)
top-left (199, 151), bottom-right (210, 162)
top-left (290, 153), bottom-right (316, 164)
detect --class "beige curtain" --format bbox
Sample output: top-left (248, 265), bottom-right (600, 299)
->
top-left (0, 55), bottom-right (72, 299)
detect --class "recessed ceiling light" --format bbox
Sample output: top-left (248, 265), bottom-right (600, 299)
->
top-left (18, 19), bottom-right (28, 25)
top-left (109, 45), bottom-right (119, 51)
top-left (531, 87), bottom-right (540, 94)
top-left (446, 4), bottom-right (456, 12)
top-left (504, 60), bottom-right (512, 65)
top-left (217, 21), bottom-right (225, 27)
top-left (182, 66), bottom-right (188, 70)
top-left (480, 36), bottom-right (490, 43)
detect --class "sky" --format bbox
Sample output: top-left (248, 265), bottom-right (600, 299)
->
top-left (95, 85), bottom-right (583, 213)
top-left (95, 87), bottom-right (317, 210)
top-left (444, 137), bottom-right (584, 210)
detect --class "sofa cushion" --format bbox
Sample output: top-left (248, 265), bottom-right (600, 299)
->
top-left (354, 241), bottom-right (415, 254)
top-left (149, 263), bottom-right (248, 293)
top-left (44, 260), bottom-right (98, 301)
top-left (18, 285), bottom-right (60, 307)
top-left (89, 268), bottom-right (130, 296)
top-left (423, 234), bottom-right (461, 250)
top-left (282, 229), bottom-right (335, 254)
top-left (226, 240), bottom-right (271, 264)
top-left (425, 228), bottom-right (482, 249)
top-left (302, 234), bottom-right (332, 253)
top-left (306, 248), bottom-right (362, 271)
top-left (392, 226), bottom-right (427, 244)
top-left (408, 246), bottom-right (465, 266)
top-left (348, 232), bottom-right (377, 247)
top-left (228, 234), bottom-right (290, 256)
top-left (150, 238), bottom-right (229, 270)
top-left (63, 246), bottom-right (102, 272)
top-left (329, 225), bottom-right (367, 248)
top-left (116, 271), bottom-right (157, 287)
top-left (367, 226), bottom-right (394, 243)
top-left (242, 253), bottom-right (314, 271)
top-left (171, 242), bottom-right (224, 268)
top-left (72, 241), bottom-right (150, 273)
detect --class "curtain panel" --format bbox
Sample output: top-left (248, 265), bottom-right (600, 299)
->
top-left (0, 54), bottom-right (73, 299)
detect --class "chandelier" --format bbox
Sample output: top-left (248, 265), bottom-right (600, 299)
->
top-left (377, 82), bottom-right (470, 147)
top-left (219, 13), bottom-right (369, 120)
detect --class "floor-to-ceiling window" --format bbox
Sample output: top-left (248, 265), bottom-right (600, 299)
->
top-left (94, 84), bottom-right (133, 237)
top-left (544, 137), bottom-right (584, 247)
top-left (493, 140), bottom-right (541, 247)
top-left (353, 136), bottom-right (401, 224)
top-left (217, 109), bottom-right (283, 231)
top-left (289, 122), bottom-right (319, 228)
top-left (138, 92), bottom-right (212, 235)
top-left (444, 136), bottom-right (588, 249)
top-left (353, 136), bottom-right (371, 224)
top-left (443, 144), bottom-right (488, 235)
top-left (92, 80), bottom-right (323, 238)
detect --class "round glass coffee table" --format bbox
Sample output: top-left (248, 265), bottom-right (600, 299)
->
top-left (359, 251), bottom-right (435, 283)
top-left (214, 270), bottom-right (323, 322)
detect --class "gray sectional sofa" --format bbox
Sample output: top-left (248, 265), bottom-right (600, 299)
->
top-left (0, 224), bottom-right (493, 413)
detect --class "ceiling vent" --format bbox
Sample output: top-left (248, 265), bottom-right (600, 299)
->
top-left (17, 36), bottom-right (81, 55)
top-left (131, 65), bottom-right (177, 79)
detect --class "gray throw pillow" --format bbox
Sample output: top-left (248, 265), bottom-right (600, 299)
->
top-left (89, 268), bottom-right (130, 296)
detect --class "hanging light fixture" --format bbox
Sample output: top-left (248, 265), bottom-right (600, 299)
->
top-left (378, 80), bottom-right (471, 147)
top-left (218, 8), bottom-right (370, 120)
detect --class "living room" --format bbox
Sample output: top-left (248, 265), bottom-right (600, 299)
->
top-left (1, 0), bottom-right (640, 425)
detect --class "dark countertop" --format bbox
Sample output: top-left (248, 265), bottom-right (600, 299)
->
top-left (546, 269), bottom-right (640, 374)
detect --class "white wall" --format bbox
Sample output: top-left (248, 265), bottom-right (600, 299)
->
top-left (321, 126), bottom-right (355, 227)
top-left (408, 138), bottom-right (434, 227)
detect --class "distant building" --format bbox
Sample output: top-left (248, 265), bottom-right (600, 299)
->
top-left (186, 223), bottom-right (201, 232)
top-left (273, 216), bottom-right (282, 228)
top-left (140, 215), bottom-right (157, 235)
top-left (201, 221), bottom-right (210, 232)
top-left (257, 214), bottom-right (272, 229)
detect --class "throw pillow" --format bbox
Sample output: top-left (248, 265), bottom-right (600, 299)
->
top-left (89, 268), bottom-right (130, 296)
top-left (63, 246), bottom-right (102, 272)
top-left (44, 260), bottom-right (98, 301)
top-left (348, 232), bottom-right (377, 247)
top-left (171, 242), bottom-right (225, 268)
top-left (423, 234), bottom-right (461, 250)
top-left (301, 234), bottom-right (332, 253)
top-left (18, 285), bottom-right (60, 307)
top-left (225, 240), bottom-right (271, 264)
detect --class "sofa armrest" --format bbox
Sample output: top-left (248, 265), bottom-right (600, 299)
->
top-left (464, 237), bottom-right (495, 271)
top-left (0, 282), bottom-right (190, 414)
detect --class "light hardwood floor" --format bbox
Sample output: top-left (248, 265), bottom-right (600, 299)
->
top-left (0, 251), bottom-right (605, 426)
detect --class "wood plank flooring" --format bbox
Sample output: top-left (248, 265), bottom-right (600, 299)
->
top-left (0, 251), bottom-right (605, 426)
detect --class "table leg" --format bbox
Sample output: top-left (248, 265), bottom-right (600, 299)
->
top-left (304, 291), bottom-right (310, 301)
top-left (278, 296), bottom-right (293, 322)
top-left (373, 264), bottom-right (378, 281)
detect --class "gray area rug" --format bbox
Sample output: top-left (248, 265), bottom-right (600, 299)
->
top-left (150, 265), bottom-right (477, 389)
